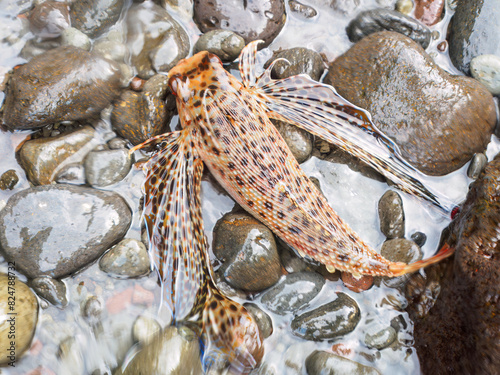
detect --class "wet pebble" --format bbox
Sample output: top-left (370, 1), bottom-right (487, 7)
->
top-left (467, 153), bottom-right (488, 179)
top-left (108, 137), bottom-right (129, 150)
top-left (20, 38), bottom-right (61, 60)
top-left (60, 27), bottom-right (91, 50)
top-left (99, 239), bottom-right (150, 278)
top-left (0, 274), bottom-right (39, 365)
top-left (414, 0), bottom-right (444, 26)
top-left (55, 163), bottom-right (87, 185)
top-left (396, 0), bottom-right (414, 14)
top-left (305, 350), bottom-right (382, 375)
top-left (193, 30), bottom-right (245, 62)
top-left (273, 120), bottom-right (313, 164)
top-left (381, 238), bottom-right (422, 287)
top-left (278, 240), bottom-right (318, 274)
top-left (58, 337), bottom-right (84, 375)
top-left (111, 75), bottom-right (176, 145)
top-left (126, 2), bottom-right (189, 79)
top-left (3, 46), bottom-right (123, 130)
top-left (93, 39), bottom-right (127, 63)
top-left (288, 0), bottom-right (317, 18)
top-left (212, 212), bottom-right (281, 292)
top-left (449, 0), bottom-right (500, 74)
top-left (341, 272), bottom-right (374, 293)
top-left (30, 277), bottom-right (68, 308)
top-left (326, 31), bottom-right (496, 176)
top-left (470, 55), bottom-right (500, 96)
top-left (244, 303), bottom-right (273, 338)
top-left (0, 185), bottom-right (132, 279)
top-left (261, 272), bottom-right (325, 314)
top-left (266, 47), bottom-right (324, 81)
top-left (193, 0), bottom-right (286, 47)
top-left (70, 0), bottom-right (125, 38)
top-left (84, 148), bottom-right (133, 187)
top-left (19, 126), bottom-right (101, 185)
top-left (0, 169), bottom-right (18, 190)
top-left (82, 296), bottom-right (103, 320)
top-left (410, 231), bottom-right (426, 247)
top-left (346, 8), bottom-right (431, 49)
top-left (364, 325), bottom-right (397, 349)
top-left (331, 0), bottom-right (360, 15)
top-left (116, 326), bottom-right (202, 374)
top-left (291, 292), bottom-right (360, 340)
top-left (132, 315), bottom-right (161, 344)
top-left (28, 1), bottom-right (70, 38)
top-left (378, 190), bottom-right (405, 239)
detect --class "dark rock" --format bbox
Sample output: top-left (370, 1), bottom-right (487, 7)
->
top-left (30, 277), bottom-right (68, 308)
top-left (84, 148), bottom-right (133, 187)
top-left (410, 231), bottom-right (426, 247)
top-left (70, 0), bottom-right (125, 38)
top-left (193, 30), bottom-right (245, 62)
top-left (126, 2), bottom-right (190, 79)
top-left (0, 274), bottom-right (39, 365)
top-left (3, 46), bottom-right (123, 130)
top-left (378, 190), bottom-right (405, 239)
top-left (0, 185), bottom-right (132, 279)
top-left (193, 0), bottom-right (286, 48)
top-left (111, 74), bottom-right (176, 145)
top-left (273, 120), bottom-right (313, 164)
top-left (467, 153), bottom-right (488, 179)
top-left (414, 0), bottom-right (444, 26)
top-left (244, 303), bottom-right (273, 338)
top-left (412, 153), bottom-right (500, 375)
top-left (265, 47), bottom-right (324, 81)
top-left (449, 0), bottom-right (500, 74)
top-left (99, 238), bottom-right (150, 278)
top-left (326, 32), bottom-right (496, 176)
top-left (291, 292), bottom-right (360, 340)
top-left (212, 212), bottom-right (281, 292)
top-left (306, 351), bottom-right (381, 375)
top-left (18, 126), bottom-right (101, 185)
top-left (261, 272), bottom-right (325, 314)
top-left (28, 1), bottom-right (71, 38)
top-left (346, 8), bottom-right (432, 49)
top-left (116, 326), bottom-right (202, 375)
top-left (0, 169), bottom-right (19, 190)
top-left (288, 0), bottom-right (317, 18)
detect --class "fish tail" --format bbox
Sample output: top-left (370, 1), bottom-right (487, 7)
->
top-left (201, 283), bottom-right (263, 374)
top-left (389, 243), bottom-right (454, 276)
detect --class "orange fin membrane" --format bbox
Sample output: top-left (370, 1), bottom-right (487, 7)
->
top-left (239, 41), bottom-right (455, 214)
top-left (389, 243), bottom-right (455, 276)
top-left (136, 128), bottom-right (263, 372)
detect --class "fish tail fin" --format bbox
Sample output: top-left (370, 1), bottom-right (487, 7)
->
top-left (200, 283), bottom-right (263, 374)
top-left (389, 243), bottom-right (454, 276)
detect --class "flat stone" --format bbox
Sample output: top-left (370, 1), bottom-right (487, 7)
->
top-left (30, 277), bottom-right (68, 307)
top-left (70, 0), bottom-right (125, 38)
top-left (326, 31), bottom-right (496, 176)
top-left (0, 185), bottom-right (132, 279)
top-left (470, 54), bottom-right (500, 96)
top-left (3, 46), bottom-right (123, 130)
top-left (378, 190), bottom-right (405, 239)
top-left (193, 30), bottom-right (245, 62)
top-left (99, 238), bottom-right (150, 278)
top-left (84, 148), bottom-right (133, 187)
top-left (414, 0), bottom-right (444, 26)
top-left (305, 351), bottom-right (381, 375)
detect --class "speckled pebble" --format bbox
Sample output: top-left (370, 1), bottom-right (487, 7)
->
top-left (84, 148), bottom-right (133, 187)
top-left (266, 47), bottom-right (324, 81)
top-left (288, 0), bottom-right (317, 18)
top-left (381, 238), bottom-right (422, 287)
top-left (0, 170), bottom-right (19, 190)
top-left (467, 153), bottom-right (488, 179)
top-left (396, 0), bottom-right (414, 14)
top-left (60, 27), bottom-right (92, 50)
top-left (99, 239), bottom-right (150, 278)
top-left (470, 54), bottom-right (500, 95)
top-left (193, 30), bottom-right (245, 62)
top-left (378, 190), bottom-right (405, 239)
top-left (364, 325), bottom-right (397, 349)
top-left (132, 315), bottom-right (161, 344)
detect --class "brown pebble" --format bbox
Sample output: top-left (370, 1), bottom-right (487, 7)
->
top-left (437, 41), bottom-right (447, 52)
top-left (341, 272), bottom-right (373, 292)
top-left (331, 343), bottom-right (352, 357)
top-left (415, 0), bottom-right (445, 26)
top-left (130, 76), bottom-right (145, 91)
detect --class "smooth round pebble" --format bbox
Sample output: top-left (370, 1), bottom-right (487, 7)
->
top-left (99, 239), bottom-right (150, 278)
top-left (132, 315), bottom-right (161, 344)
top-left (396, 0), bottom-right (414, 15)
top-left (0, 170), bottom-right (19, 190)
top-left (60, 27), bottom-right (92, 50)
top-left (288, 0), bottom-right (317, 18)
top-left (467, 153), bottom-right (488, 179)
top-left (193, 30), bottom-right (245, 62)
top-left (306, 351), bottom-right (381, 375)
top-left (83, 296), bottom-right (103, 320)
top-left (364, 325), bottom-right (397, 349)
top-left (378, 190), bottom-right (405, 239)
top-left (470, 55), bottom-right (500, 95)
top-left (55, 163), bottom-right (87, 185)
top-left (84, 148), bottom-right (133, 187)
top-left (30, 277), bottom-right (68, 308)
top-left (244, 303), bottom-right (273, 338)
top-left (410, 231), bottom-right (427, 247)
top-left (273, 120), bottom-right (313, 164)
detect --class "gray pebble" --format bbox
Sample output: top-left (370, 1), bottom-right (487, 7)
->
top-left (99, 239), bottom-right (150, 278)
top-left (244, 303), bottom-right (273, 338)
top-left (378, 190), bottom-right (405, 239)
top-left (306, 351), bottom-right (381, 375)
top-left (471, 55), bottom-right (500, 95)
top-left (83, 296), bottom-right (103, 319)
top-left (266, 47), bottom-right (324, 81)
top-left (274, 120), bottom-right (313, 164)
top-left (193, 30), bottom-right (245, 62)
top-left (84, 148), bottom-right (133, 187)
top-left (132, 315), bottom-right (161, 344)
top-left (107, 137), bottom-right (129, 150)
top-left (60, 27), bottom-right (92, 51)
top-left (364, 325), bottom-right (397, 349)
top-left (410, 231), bottom-right (427, 247)
top-left (55, 163), bottom-right (86, 185)
top-left (467, 153), bottom-right (488, 179)
top-left (30, 277), bottom-right (68, 308)
top-left (381, 238), bottom-right (422, 288)
top-left (288, 0), bottom-right (317, 18)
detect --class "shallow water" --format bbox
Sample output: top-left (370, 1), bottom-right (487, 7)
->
top-left (0, 0), bottom-right (493, 374)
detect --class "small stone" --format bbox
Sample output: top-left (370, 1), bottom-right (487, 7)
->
top-left (381, 238), bottom-right (423, 287)
top-left (0, 274), bottom-right (39, 365)
top-left (265, 47), bottom-right (324, 81)
top-left (396, 0), bottom-right (414, 15)
top-left (99, 239), bottom-right (150, 278)
top-left (55, 163), bottom-right (86, 185)
top-left (107, 138), bottom-right (129, 150)
top-left (132, 315), bottom-right (161, 344)
top-left (70, 0), bottom-right (125, 38)
top-left (30, 277), bottom-right (68, 308)
top-left (115, 326), bottom-right (202, 375)
top-left (415, 0), bottom-right (444, 26)
top-left (331, 0), bottom-right (360, 15)
top-left (288, 0), bottom-right (317, 18)
top-left (0, 170), bottom-right (19, 190)
top-left (93, 39), bottom-right (127, 63)
top-left (470, 54), bottom-right (500, 96)
top-left (273, 120), bottom-right (313, 164)
top-left (305, 351), bottom-right (382, 375)
top-left (378, 190), bottom-right (405, 239)
top-left (244, 303), bottom-right (273, 338)
top-left (83, 296), bottom-right (103, 319)
top-left (437, 41), bottom-right (447, 52)
top-left (341, 272), bottom-right (373, 292)
top-left (58, 337), bottom-right (84, 375)
top-left (193, 30), bottom-right (245, 62)
top-left (60, 27), bottom-right (92, 50)
top-left (84, 148), bottom-right (133, 187)
top-left (364, 325), bottom-right (397, 349)
top-left (410, 231), bottom-right (427, 247)
top-left (28, 1), bottom-right (70, 38)
top-left (212, 212), bottom-right (281, 292)
top-left (261, 272), bottom-right (325, 315)
top-left (467, 153), bottom-right (488, 179)
top-left (291, 292), bottom-right (360, 340)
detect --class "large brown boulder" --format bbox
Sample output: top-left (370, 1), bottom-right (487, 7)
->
top-left (325, 31), bottom-right (496, 176)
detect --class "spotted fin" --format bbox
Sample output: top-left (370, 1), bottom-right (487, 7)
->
top-left (139, 129), bottom-right (205, 321)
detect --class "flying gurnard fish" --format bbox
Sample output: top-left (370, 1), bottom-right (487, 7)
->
top-left (131, 41), bottom-right (454, 372)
